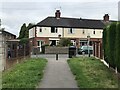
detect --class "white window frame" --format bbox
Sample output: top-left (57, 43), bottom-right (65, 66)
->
top-left (82, 29), bottom-right (85, 34)
top-left (39, 27), bottom-right (42, 32)
top-left (51, 27), bottom-right (58, 33)
top-left (68, 28), bottom-right (74, 34)
top-left (93, 30), bottom-right (95, 34)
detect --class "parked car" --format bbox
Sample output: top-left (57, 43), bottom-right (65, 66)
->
top-left (78, 45), bottom-right (93, 54)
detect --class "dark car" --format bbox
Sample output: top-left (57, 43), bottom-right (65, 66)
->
top-left (78, 46), bottom-right (93, 54)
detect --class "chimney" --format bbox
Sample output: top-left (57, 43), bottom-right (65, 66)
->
top-left (55, 10), bottom-right (61, 19)
top-left (103, 14), bottom-right (109, 22)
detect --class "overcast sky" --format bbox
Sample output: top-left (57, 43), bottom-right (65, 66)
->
top-left (0, 0), bottom-right (120, 37)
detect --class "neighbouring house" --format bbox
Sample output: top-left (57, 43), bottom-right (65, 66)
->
top-left (29, 10), bottom-right (115, 58)
top-left (0, 28), bottom-right (16, 70)
top-left (0, 28), bottom-right (30, 70)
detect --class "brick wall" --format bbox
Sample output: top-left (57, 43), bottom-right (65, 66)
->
top-left (45, 47), bottom-right (69, 54)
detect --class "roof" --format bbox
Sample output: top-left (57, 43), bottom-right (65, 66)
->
top-left (0, 28), bottom-right (16, 37)
top-left (7, 39), bottom-right (20, 42)
top-left (36, 17), bottom-right (105, 29)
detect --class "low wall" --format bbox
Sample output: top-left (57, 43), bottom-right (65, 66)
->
top-left (45, 47), bottom-right (69, 54)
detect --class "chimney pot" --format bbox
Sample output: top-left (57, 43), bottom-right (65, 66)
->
top-left (103, 14), bottom-right (109, 21)
top-left (55, 10), bottom-right (61, 19)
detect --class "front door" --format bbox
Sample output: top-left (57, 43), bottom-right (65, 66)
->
top-left (37, 41), bottom-right (43, 52)
top-left (50, 40), bottom-right (56, 46)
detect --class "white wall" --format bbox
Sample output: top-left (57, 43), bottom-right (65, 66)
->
top-left (29, 27), bottom-right (35, 38)
top-left (64, 28), bottom-right (103, 38)
top-left (29, 26), bottom-right (103, 39)
top-left (86, 29), bottom-right (103, 38)
top-left (36, 27), bottom-right (63, 38)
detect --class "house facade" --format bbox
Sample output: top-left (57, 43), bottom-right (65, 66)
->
top-left (29, 10), bottom-right (110, 54)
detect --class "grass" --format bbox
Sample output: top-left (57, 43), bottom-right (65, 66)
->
top-left (67, 57), bottom-right (119, 88)
top-left (2, 58), bottom-right (47, 89)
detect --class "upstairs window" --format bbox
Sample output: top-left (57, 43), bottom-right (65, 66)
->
top-left (37, 41), bottom-right (40, 46)
top-left (39, 28), bottom-right (42, 32)
top-left (82, 29), bottom-right (85, 34)
top-left (55, 27), bottom-right (58, 33)
top-left (68, 28), bottom-right (74, 34)
top-left (93, 30), bottom-right (95, 34)
top-left (51, 27), bottom-right (57, 33)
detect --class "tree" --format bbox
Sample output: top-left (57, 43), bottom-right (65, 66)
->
top-left (19, 38), bottom-right (29, 45)
top-left (59, 38), bottom-right (72, 46)
top-left (18, 23), bottom-right (34, 39)
top-left (25, 23), bottom-right (33, 38)
top-left (18, 23), bottom-right (27, 39)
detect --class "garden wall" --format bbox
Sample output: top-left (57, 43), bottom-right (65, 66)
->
top-left (45, 47), bottom-right (69, 54)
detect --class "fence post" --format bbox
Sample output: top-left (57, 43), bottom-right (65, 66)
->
top-left (16, 43), bottom-right (19, 63)
top-left (24, 44), bottom-right (25, 59)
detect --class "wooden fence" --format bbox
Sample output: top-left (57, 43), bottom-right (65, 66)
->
top-left (4, 43), bottom-right (30, 70)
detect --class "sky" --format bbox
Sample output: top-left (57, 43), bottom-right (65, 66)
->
top-left (0, 0), bottom-right (120, 37)
top-left (118, 1), bottom-right (120, 21)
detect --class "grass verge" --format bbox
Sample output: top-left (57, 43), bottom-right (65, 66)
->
top-left (2, 58), bottom-right (47, 89)
top-left (67, 57), bottom-right (119, 88)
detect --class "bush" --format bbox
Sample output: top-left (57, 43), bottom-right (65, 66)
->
top-left (20, 38), bottom-right (29, 44)
top-left (59, 38), bottom-right (72, 46)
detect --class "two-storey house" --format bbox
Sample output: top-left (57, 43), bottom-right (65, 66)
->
top-left (29, 10), bottom-right (110, 52)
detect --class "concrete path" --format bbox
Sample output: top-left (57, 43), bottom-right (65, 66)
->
top-left (32, 54), bottom-right (78, 88)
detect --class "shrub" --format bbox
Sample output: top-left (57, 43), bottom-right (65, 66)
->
top-left (59, 38), bottom-right (72, 46)
top-left (20, 38), bottom-right (29, 44)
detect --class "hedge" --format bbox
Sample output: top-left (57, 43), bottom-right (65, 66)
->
top-left (116, 22), bottom-right (120, 72)
top-left (103, 22), bottom-right (120, 72)
top-left (103, 27), bottom-right (108, 63)
top-left (107, 22), bottom-right (116, 68)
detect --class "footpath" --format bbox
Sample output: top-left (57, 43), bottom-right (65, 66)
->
top-left (34, 54), bottom-right (78, 88)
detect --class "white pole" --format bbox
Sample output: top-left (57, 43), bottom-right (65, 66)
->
top-left (87, 35), bottom-right (90, 57)
top-left (88, 38), bottom-right (90, 57)
top-left (0, 19), bottom-right (1, 29)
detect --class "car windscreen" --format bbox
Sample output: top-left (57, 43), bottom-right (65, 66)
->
top-left (81, 46), bottom-right (93, 50)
